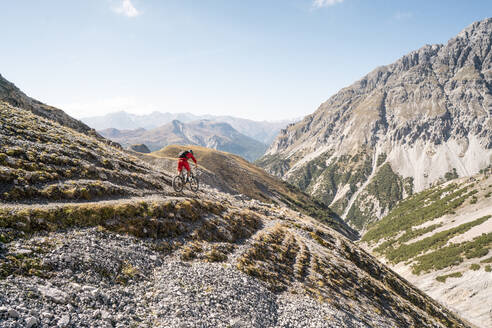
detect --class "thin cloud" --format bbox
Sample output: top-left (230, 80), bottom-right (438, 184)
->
top-left (394, 11), bottom-right (413, 20)
top-left (113, 0), bottom-right (140, 18)
top-left (312, 0), bottom-right (345, 8)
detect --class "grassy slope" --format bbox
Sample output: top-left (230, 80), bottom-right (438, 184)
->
top-left (360, 172), bottom-right (492, 327)
top-left (150, 145), bottom-right (358, 240)
top-left (360, 177), bottom-right (488, 274)
top-left (0, 102), bottom-right (171, 202)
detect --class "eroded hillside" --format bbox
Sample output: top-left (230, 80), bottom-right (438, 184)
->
top-left (1, 193), bottom-right (471, 327)
top-left (360, 171), bottom-right (492, 327)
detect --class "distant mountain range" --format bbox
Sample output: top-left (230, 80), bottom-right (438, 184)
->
top-left (99, 119), bottom-right (268, 162)
top-left (81, 111), bottom-right (295, 145)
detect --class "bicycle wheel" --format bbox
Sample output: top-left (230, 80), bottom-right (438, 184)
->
top-left (173, 175), bottom-right (184, 192)
top-left (189, 176), bottom-right (199, 192)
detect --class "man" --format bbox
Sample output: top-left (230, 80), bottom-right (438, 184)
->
top-left (177, 149), bottom-right (197, 182)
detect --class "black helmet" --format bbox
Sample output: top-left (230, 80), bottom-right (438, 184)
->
top-left (189, 149), bottom-right (193, 154)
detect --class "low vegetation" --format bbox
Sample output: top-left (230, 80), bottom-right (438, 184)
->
top-left (411, 232), bottom-right (492, 274)
top-left (0, 198), bottom-right (261, 279)
top-left (381, 215), bottom-right (491, 264)
top-left (235, 223), bottom-right (464, 328)
top-left (346, 163), bottom-right (407, 230)
top-left (436, 272), bottom-right (462, 283)
top-left (363, 176), bottom-right (492, 276)
top-left (362, 182), bottom-right (477, 244)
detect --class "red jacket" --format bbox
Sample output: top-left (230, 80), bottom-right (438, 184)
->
top-left (181, 152), bottom-right (197, 164)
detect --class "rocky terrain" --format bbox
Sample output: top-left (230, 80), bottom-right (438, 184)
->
top-left (100, 120), bottom-right (268, 161)
top-left (258, 18), bottom-right (492, 231)
top-left (82, 111), bottom-right (293, 145)
top-left (0, 194), bottom-right (472, 328)
top-left (360, 170), bottom-right (492, 328)
top-left (0, 76), bottom-right (473, 327)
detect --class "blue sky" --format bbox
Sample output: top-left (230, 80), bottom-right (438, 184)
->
top-left (0, 1), bottom-right (490, 121)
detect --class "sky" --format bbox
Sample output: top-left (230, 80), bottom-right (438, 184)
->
top-left (0, 1), bottom-right (491, 121)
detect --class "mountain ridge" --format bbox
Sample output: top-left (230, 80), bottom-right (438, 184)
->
top-left (82, 110), bottom-right (295, 145)
top-left (0, 74), bottom-right (100, 139)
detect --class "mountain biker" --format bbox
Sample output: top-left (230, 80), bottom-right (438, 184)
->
top-left (177, 149), bottom-right (197, 182)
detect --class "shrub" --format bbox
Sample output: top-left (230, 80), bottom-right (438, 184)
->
top-left (470, 263), bottom-right (480, 271)
top-left (435, 272), bottom-right (462, 283)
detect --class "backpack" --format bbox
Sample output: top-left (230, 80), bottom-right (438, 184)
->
top-left (178, 150), bottom-right (189, 159)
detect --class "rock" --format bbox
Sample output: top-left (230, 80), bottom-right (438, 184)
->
top-left (25, 316), bottom-right (38, 328)
top-left (57, 314), bottom-right (70, 327)
top-left (38, 286), bottom-right (69, 304)
top-left (15, 249), bottom-right (32, 256)
top-left (8, 308), bottom-right (19, 318)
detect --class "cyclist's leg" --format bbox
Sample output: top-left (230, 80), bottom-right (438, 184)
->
top-left (184, 161), bottom-right (191, 181)
top-left (177, 159), bottom-right (184, 176)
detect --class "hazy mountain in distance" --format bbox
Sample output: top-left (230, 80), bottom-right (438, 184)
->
top-left (81, 111), bottom-right (295, 145)
top-left (99, 119), bottom-right (268, 162)
top-left (82, 111), bottom-right (200, 131)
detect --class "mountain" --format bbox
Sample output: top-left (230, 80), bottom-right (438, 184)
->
top-left (258, 18), bottom-right (492, 231)
top-left (0, 102), bottom-right (170, 203)
top-left (81, 111), bottom-right (294, 145)
top-left (82, 111), bottom-right (200, 131)
top-left (0, 74), bottom-right (100, 139)
top-left (127, 144), bottom-right (151, 153)
top-left (0, 77), bottom-right (472, 327)
top-left (360, 170), bottom-right (492, 328)
top-left (99, 120), bottom-right (268, 162)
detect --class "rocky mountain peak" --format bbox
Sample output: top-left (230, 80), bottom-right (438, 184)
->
top-left (259, 17), bottom-right (492, 231)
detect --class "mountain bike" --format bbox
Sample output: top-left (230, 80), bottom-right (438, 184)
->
top-left (173, 169), bottom-right (199, 192)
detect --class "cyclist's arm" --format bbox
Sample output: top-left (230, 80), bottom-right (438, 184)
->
top-left (189, 154), bottom-right (197, 165)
